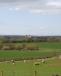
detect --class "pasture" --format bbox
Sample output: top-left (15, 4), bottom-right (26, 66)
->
top-left (0, 58), bottom-right (61, 76)
top-left (17, 42), bottom-right (61, 49)
top-left (0, 42), bottom-right (61, 61)
top-left (0, 42), bottom-right (61, 76)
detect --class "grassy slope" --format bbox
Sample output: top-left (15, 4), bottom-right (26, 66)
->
top-left (0, 42), bottom-right (61, 76)
top-left (0, 58), bottom-right (61, 76)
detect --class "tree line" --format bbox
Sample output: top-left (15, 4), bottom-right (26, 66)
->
top-left (0, 35), bottom-right (60, 50)
top-left (0, 35), bottom-right (61, 43)
top-left (0, 43), bottom-right (39, 50)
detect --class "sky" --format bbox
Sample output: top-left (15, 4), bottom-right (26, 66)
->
top-left (0, 0), bottom-right (61, 36)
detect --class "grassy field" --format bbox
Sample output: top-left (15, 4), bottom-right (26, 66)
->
top-left (15, 42), bottom-right (61, 49)
top-left (0, 51), bottom-right (57, 60)
top-left (0, 58), bottom-right (61, 76)
top-left (0, 42), bottom-right (61, 60)
top-left (0, 42), bottom-right (61, 76)
top-left (17, 42), bottom-right (61, 49)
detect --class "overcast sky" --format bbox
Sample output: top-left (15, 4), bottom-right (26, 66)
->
top-left (0, 0), bottom-right (61, 36)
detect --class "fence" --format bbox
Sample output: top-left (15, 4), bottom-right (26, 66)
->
top-left (0, 71), bottom-right (61, 76)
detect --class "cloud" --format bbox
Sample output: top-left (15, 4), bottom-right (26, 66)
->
top-left (46, 1), bottom-right (61, 8)
top-left (29, 9), bottom-right (43, 14)
top-left (0, 0), bottom-right (61, 14)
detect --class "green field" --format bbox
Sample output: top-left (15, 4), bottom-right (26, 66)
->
top-left (0, 58), bottom-right (61, 76)
top-left (17, 42), bottom-right (61, 49)
top-left (0, 42), bottom-right (61, 60)
top-left (38, 42), bottom-right (61, 49)
top-left (0, 42), bottom-right (61, 76)
top-left (0, 51), bottom-right (57, 61)
top-left (16, 42), bottom-right (61, 49)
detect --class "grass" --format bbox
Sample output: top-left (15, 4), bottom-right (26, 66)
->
top-left (0, 42), bottom-right (61, 76)
top-left (0, 42), bottom-right (61, 60)
top-left (0, 58), bottom-right (61, 76)
top-left (23, 42), bottom-right (61, 49)
top-left (39, 42), bottom-right (61, 49)
top-left (0, 51), bottom-right (57, 60)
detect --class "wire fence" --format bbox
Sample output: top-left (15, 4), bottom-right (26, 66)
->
top-left (0, 71), bottom-right (61, 76)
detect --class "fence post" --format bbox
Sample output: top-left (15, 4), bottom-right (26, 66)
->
top-left (13, 71), bottom-right (15, 76)
top-left (1, 71), bottom-right (3, 76)
top-left (34, 70), bottom-right (37, 76)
